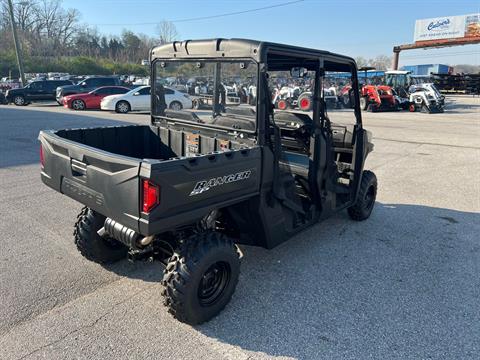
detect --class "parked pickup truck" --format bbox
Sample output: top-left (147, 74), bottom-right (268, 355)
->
top-left (39, 39), bottom-right (376, 325)
top-left (6, 79), bottom-right (73, 106)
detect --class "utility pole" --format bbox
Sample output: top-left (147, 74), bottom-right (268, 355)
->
top-left (7, 0), bottom-right (26, 86)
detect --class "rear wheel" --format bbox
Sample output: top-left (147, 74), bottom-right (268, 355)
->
top-left (298, 94), bottom-right (312, 111)
top-left (72, 99), bottom-right (86, 110)
top-left (115, 100), bottom-right (130, 113)
top-left (348, 170), bottom-right (377, 221)
top-left (162, 231), bottom-right (240, 325)
top-left (13, 95), bottom-right (26, 106)
top-left (74, 207), bottom-right (127, 263)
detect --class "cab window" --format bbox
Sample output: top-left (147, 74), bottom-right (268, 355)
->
top-left (29, 82), bottom-right (43, 90)
top-left (94, 88), bottom-right (111, 95)
top-left (138, 87), bottom-right (151, 95)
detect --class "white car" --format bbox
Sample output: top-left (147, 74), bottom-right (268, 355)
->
top-left (100, 85), bottom-right (192, 113)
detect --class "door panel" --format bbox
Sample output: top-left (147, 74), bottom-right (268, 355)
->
top-left (137, 95), bottom-right (150, 110)
top-left (27, 82), bottom-right (46, 100)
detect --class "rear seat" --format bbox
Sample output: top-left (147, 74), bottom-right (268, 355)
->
top-left (331, 124), bottom-right (354, 149)
top-left (210, 115), bottom-right (256, 131)
top-left (274, 111), bottom-right (354, 149)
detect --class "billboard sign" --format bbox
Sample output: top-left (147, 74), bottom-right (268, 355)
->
top-left (414, 14), bottom-right (480, 42)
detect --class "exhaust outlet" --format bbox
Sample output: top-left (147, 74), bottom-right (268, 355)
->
top-left (98, 218), bottom-right (154, 249)
top-left (138, 235), bottom-right (155, 247)
top-left (98, 218), bottom-right (140, 248)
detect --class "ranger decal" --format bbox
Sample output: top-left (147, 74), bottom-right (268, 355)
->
top-left (189, 170), bottom-right (252, 196)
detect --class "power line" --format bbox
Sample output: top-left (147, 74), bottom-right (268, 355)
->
top-left (92, 0), bottom-right (304, 26)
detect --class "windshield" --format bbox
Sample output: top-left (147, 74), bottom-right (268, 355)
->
top-left (153, 60), bottom-right (258, 131)
top-left (385, 73), bottom-right (408, 88)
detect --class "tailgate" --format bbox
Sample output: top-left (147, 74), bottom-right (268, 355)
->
top-left (39, 130), bottom-right (141, 232)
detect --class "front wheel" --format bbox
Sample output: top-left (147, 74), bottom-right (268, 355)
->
top-left (13, 95), bottom-right (26, 106)
top-left (276, 99), bottom-right (290, 110)
top-left (115, 100), bottom-right (130, 113)
top-left (348, 170), bottom-right (377, 221)
top-left (169, 101), bottom-right (183, 111)
top-left (162, 231), bottom-right (240, 325)
top-left (72, 99), bottom-right (86, 110)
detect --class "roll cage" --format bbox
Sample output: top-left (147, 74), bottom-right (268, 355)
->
top-left (150, 39), bottom-right (366, 226)
top-left (149, 39), bottom-right (363, 142)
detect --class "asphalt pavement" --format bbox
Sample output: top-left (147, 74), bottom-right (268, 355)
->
top-left (0, 97), bottom-right (479, 359)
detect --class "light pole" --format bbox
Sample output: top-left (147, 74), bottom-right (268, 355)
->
top-left (7, 0), bottom-right (26, 86)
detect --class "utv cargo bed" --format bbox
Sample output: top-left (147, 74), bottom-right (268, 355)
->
top-left (39, 125), bottom-right (260, 235)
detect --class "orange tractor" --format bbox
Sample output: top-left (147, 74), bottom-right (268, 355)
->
top-left (340, 67), bottom-right (398, 112)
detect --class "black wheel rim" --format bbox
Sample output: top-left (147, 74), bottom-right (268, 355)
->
top-left (198, 261), bottom-right (231, 307)
top-left (364, 185), bottom-right (375, 211)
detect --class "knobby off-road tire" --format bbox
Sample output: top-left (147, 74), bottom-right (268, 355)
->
top-left (162, 231), bottom-right (241, 325)
top-left (74, 207), bottom-right (127, 264)
top-left (348, 170), bottom-right (377, 221)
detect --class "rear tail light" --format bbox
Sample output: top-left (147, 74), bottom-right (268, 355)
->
top-left (142, 179), bottom-right (160, 213)
top-left (40, 145), bottom-right (45, 168)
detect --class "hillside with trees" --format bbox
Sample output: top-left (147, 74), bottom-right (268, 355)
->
top-left (0, 0), bottom-right (178, 77)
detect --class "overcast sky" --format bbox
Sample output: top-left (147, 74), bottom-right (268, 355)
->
top-left (64, 0), bottom-right (480, 66)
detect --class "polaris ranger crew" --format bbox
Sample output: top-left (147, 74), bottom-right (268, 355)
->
top-left (39, 39), bottom-right (377, 325)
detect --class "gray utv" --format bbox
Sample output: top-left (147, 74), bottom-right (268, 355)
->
top-left (39, 39), bottom-right (377, 324)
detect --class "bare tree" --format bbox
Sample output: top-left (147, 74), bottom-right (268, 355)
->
top-left (369, 55), bottom-right (392, 71)
top-left (355, 56), bottom-right (368, 69)
top-left (33, 0), bottom-right (78, 43)
top-left (155, 20), bottom-right (178, 44)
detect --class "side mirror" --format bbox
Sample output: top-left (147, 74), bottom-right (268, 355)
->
top-left (290, 67), bottom-right (308, 78)
top-left (133, 92), bottom-right (140, 96)
top-left (80, 82), bottom-right (86, 87)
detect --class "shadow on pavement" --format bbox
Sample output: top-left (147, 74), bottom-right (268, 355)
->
top-left (188, 203), bottom-right (479, 359)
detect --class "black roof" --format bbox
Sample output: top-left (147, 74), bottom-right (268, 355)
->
top-left (150, 38), bottom-right (355, 65)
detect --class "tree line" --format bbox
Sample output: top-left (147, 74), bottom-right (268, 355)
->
top-left (2, 0), bottom-right (475, 78)
top-left (0, 0), bottom-right (178, 77)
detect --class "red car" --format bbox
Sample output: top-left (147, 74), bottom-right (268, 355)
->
top-left (63, 86), bottom-right (130, 110)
